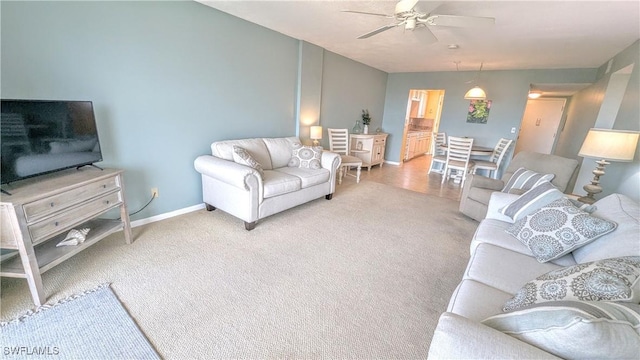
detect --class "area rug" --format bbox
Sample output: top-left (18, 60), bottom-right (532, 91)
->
top-left (1, 284), bottom-right (159, 360)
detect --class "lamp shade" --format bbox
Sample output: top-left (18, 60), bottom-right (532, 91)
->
top-left (578, 128), bottom-right (639, 162)
top-left (310, 125), bottom-right (323, 140)
top-left (464, 86), bottom-right (487, 100)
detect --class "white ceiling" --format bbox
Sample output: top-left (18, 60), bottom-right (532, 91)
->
top-left (197, 1), bottom-right (639, 74)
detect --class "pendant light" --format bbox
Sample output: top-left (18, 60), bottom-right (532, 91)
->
top-left (464, 62), bottom-right (487, 100)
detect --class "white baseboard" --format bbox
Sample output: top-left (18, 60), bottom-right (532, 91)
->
top-left (384, 160), bottom-right (401, 166)
top-left (131, 203), bottom-right (206, 228)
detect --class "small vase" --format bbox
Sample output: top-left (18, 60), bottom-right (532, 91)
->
top-left (363, 125), bottom-right (369, 134)
top-left (352, 120), bottom-right (362, 134)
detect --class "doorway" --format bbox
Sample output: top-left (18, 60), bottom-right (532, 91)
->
top-left (401, 89), bottom-right (445, 162)
top-left (514, 98), bottom-right (566, 155)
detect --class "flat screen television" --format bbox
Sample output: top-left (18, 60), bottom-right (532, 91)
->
top-left (1, 99), bottom-right (103, 184)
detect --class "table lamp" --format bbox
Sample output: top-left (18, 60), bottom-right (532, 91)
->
top-left (310, 125), bottom-right (322, 146)
top-left (577, 128), bottom-right (639, 204)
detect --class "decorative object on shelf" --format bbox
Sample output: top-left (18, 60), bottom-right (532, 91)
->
top-left (57, 228), bottom-right (91, 247)
top-left (577, 128), bottom-right (639, 204)
top-left (352, 120), bottom-right (363, 134)
top-left (310, 125), bottom-right (323, 146)
top-left (361, 109), bottom-right (371, 134)
top-left (466, 100), bottom-right (492, 124)
top-left (356, 141), bottom-right (363, 150)
top-left (376, 127), bottom-right (382, 134)
top-left (464, 62), bottom-right (487, 100)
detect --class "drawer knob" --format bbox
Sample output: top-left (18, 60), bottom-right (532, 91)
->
top-left (103, 184), bottom-right (107, 188)
top-left (54, 221), bottom-right (59, 226)
top-left (105, 200), bottom-right (110, 205)
top-left (50, 202), bottom-right (54, 207)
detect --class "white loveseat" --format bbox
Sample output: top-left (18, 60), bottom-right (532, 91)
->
top-left (194, 136), bottom-right (341, 230)
top-left (428, 192), bottom-right (640, 359)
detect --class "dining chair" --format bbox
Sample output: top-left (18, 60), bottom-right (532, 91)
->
top-left (327, 128), bottom-right (362, 184)
top-left (472, 138), bottom-right (513, 179)
top-left (442, 136), bottom-right (475, 185)
top-left (428, 132), bottom-right (447, 174)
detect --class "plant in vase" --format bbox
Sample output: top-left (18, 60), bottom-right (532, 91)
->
top-left (361, 109), bottom-right (371, 134)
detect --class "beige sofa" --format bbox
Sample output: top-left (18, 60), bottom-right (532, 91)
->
top-left (428, 192), bottom-right (640, 359)
top-left (194, 136), bottom-right (341, 230)
top-left (459, 151), bottom-right (579, 221)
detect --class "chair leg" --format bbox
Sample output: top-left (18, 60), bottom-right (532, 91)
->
top-left (441, 166), bottom-right (448, 184)
top-left (356, 165), bottom-right (361, 183)
top-left (338, 167), bottom-right (343, 185)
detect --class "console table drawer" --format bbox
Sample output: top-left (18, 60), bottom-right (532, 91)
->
top-left (28, 191), bottom-right (122, 244)
top-left (23, 176), bottom-right (120, 223)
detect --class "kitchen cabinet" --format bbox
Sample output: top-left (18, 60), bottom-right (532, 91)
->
top-left (405, 131), bottom-right (431, 160)
top-left (350, 133), bottom-right (388, 170)
top-left (417, 91), bottom-right (427, 118)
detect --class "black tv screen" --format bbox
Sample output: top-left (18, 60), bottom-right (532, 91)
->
top-left (1, 99), bottom-right (103, 184)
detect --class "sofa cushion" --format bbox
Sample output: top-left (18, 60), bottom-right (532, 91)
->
top-left (470, 219), bottom-right (577, 267)
top-left (288, 143), bottom-right (322, 169)
top-left (262, 170), bottom-right (301, 199)
top-left (275, 167), bottom-right (330, 188)
top-left (572, 194), bottom-right (640, 263)
top-left (502, 167), bottom-right (555, 193)
top-left (503, 256), bottom-right (640, 311)
top-left (263, 137), bottom-right (299, 169)
top-left (500, 181), bottom-right (564, 221)
top-left (482, 301), bottom-right (640, 360)
top-left (447, 279), bottom-right (515, 322)
top-left (211, 138), bottom-right (273, 170)
top-left (466, 243), bottom-right (563, 295)
top-left (232, 146), bottom-right (265, 179)
top-left (506, 198), bottom-right (617, 263)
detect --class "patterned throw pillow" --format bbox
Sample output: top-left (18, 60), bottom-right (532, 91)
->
top-left (506, 198), bottom-right (617, 262)
top-left (502, 167), bottom-right (555, 194)
top-left (499, 181), bottom-right (564, 221)
top-left (483, 300), bottom-right (640, 359)
top-left (502, 256), bottom-right (640, 311)
top-left (232, 145), bottom-right (265, 178)
top-left (288, 143), bottom-right (322, 169)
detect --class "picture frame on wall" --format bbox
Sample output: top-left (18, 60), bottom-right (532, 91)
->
top-left (467, 100), bottom-right (492, 124)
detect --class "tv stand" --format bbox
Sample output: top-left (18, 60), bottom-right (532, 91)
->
top-left (0, 168), bottom-right (132, 306)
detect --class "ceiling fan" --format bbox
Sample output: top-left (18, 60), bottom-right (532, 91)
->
top-left (342, 0), bottom-right (495, 41)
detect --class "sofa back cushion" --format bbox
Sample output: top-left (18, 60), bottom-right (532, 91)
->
top-left (572, 193), bottom-right (640, 263)
top-left (501, 152), bottom-right (579, 193)
top-left (263, 137), bottom-right (300, 169)
top-left (211, 138), bottom-right (273, 170)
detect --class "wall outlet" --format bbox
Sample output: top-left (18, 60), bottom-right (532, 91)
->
top-left (151, 188), bottom-right (159, 198)
top-left (511, 127), bottom-right (517, 134)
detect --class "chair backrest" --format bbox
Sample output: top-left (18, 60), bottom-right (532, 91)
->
top-left (432, 132), bottom-right (447, 155)
top-left (327, 128), bottom-right (349, 156)
top-left (491, 138), bottom-right (514, 166)
top-left (502, 151), bottom-right (579, 192)
top-left (446, 136), bottom-right (474, 165)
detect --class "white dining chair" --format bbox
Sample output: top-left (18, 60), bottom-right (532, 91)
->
top-left (327, 128), bottom-right (362, 184)
top-left (428, 132), bottom-right (447, 174)
top-left (472, 138), bottom-right (513, 179)
top-left (442, 136), bottom-right (475, 185)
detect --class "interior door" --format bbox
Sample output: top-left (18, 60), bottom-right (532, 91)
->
top-left (514, 98), bottom-right (566, 155)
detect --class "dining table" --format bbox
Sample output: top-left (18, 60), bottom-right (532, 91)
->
top-left (438, 144), bottom-right (494, 156)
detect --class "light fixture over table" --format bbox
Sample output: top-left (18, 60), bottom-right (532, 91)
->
top-left (464, 62), bottom-right (487, 100)
top-left (577, 128), bottom-right (639, 204)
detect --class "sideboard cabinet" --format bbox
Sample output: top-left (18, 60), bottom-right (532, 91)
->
top-left (0, 168), bottom-right (132, 306)
top-left (350, 133), bottom-right (388, 171)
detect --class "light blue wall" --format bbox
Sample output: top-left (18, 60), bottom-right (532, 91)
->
top-left (382, 69), bottom-right (597, 163)
top-left (1, 1), bottom-right (387, 219)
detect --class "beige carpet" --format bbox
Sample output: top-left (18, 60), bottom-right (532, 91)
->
top-left (1, 180), bottom-right (478, 359)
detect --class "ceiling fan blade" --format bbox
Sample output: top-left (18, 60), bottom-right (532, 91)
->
top-left (414, 26), bottom-right (438, 43)
top-left (395, 0), bottom-right (420, 14)
top-left (426, 15), bottom-right (495, 28)
top-left (341, 10), bottom-right (392, 18)
top-left (357, 24), bottom-right (401, 39)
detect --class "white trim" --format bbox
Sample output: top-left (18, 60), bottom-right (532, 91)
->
top-left (384, 160), bottom-right (401, 166)
top-left (131, 203), bottom-right (206, 228)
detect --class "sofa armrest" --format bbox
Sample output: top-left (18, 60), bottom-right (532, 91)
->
top-left (321, 150), bottom-right (341, 171)
top-left (468, 174), bottom-right (505, 191)
top-left (428, 312), bottom-right (560, 359)
top-left (194, 155), bottom-right (261, 190)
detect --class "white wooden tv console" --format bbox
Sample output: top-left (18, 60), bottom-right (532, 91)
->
top-left (0, 167), bottom-right (132, 306)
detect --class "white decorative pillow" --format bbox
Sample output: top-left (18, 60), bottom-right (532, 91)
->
top-left (499, 181), bottom-right (563, 221)
top-left (232, 145), bottom-right (265, 178)
top-left (505, 198), bottom-right (617, 262)
top-left (288, 143), bottom-right (322, 169)
top-left (502, 167), bottom-right (555, 194)
top-left (483, 300), bottom-right (640, 360)
top-left (502, 256), bottom-right (640, 311)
